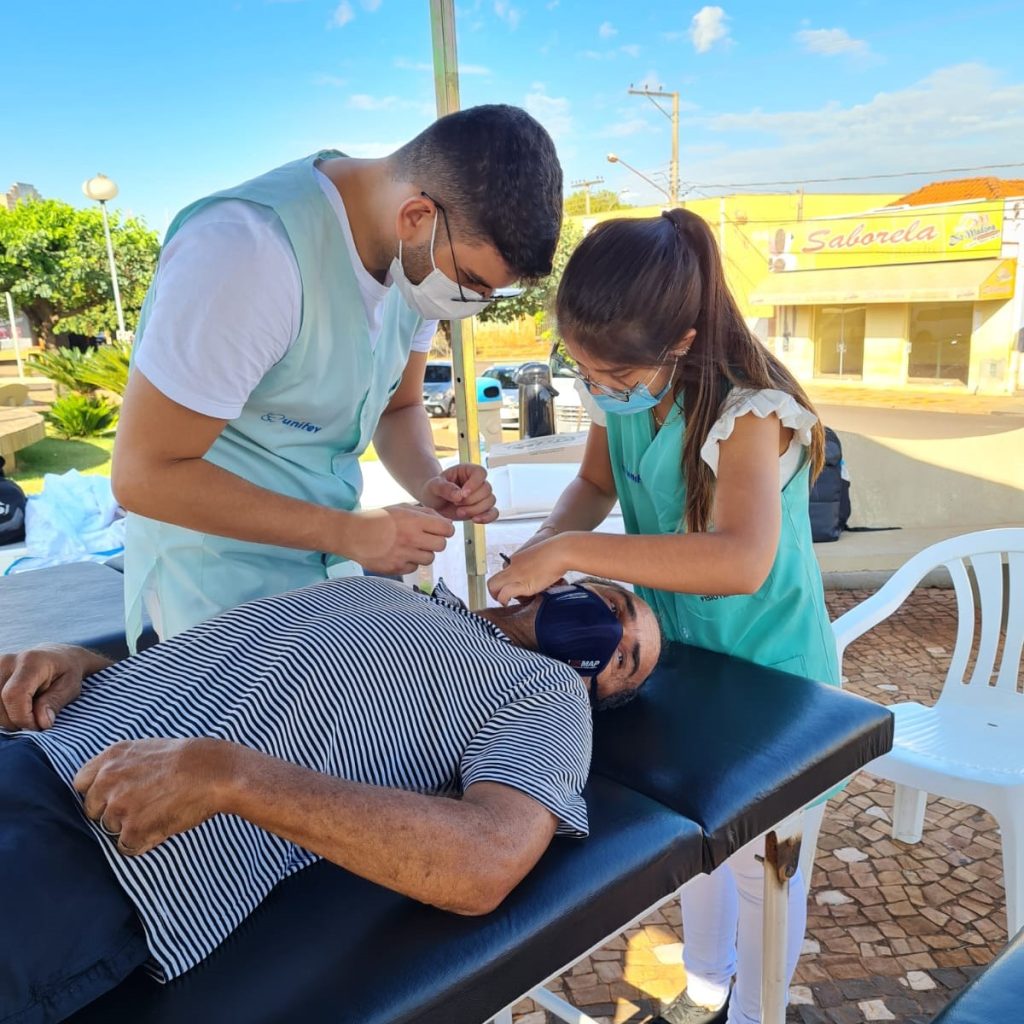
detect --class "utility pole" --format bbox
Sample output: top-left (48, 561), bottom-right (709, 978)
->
top-left (571, 176), bottom-right (605, 216)
top-left (429, 0), bottom-right (487, 611)
top-left (627, 83), bottom-right (680, 205)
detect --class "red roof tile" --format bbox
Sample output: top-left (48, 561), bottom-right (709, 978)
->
top-left (888, 177), bottom-right (1024, 207)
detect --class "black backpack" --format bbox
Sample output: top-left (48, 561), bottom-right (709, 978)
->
top-left (0, 456), bottom-right (27, 545)
top-left (808, 427), bottom-right (850, 543)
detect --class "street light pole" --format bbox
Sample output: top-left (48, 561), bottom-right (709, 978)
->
top-left (627, 84), bottom-right (680, 205)
top-left (82, 174), bottom-right (126, 339)
top-left (606, 153), bottom-right (671, 202)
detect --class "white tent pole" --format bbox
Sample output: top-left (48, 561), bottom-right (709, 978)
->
top-left (429, 0), bottom-right (488, 610)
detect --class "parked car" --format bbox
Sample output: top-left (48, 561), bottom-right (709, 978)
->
top-left (480, 364), bottom-right (522, 428)
top-left (551, 363), bottom-right (592, 432)
top-left (422, 360), bottom-right (455, 417)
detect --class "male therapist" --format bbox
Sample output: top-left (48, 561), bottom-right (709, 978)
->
top-left (112, 104), bottom-right (563, 646)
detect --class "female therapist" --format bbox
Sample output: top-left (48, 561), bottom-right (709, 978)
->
top-left (488, 210), bottom-right (839, 1024)
top-left (112, 105), bottom-right (563, 649)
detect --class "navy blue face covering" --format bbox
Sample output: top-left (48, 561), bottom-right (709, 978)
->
top-left (533, 584), bottom-right (624, 688)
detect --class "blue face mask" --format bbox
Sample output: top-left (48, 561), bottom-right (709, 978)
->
top-left (533, 584), bottom-right (623, 694)
top-left (591, 373), bottom-right (675, 416)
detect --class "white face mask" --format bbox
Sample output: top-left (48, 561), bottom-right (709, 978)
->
top-left (390, 211), bottom-right (479, 321)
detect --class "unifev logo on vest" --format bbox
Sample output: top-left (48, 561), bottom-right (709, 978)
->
top-left (621, 463), bottom-right (642, 485)
top-left (261, 413), bottom-right (323, 434)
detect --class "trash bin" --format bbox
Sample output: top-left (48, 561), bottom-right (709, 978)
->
top-left (517, 362), bottom-right (559, 438)
top-left (476, 377), bottom-right (503, 451)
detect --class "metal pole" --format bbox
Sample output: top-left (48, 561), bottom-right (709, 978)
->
top-left (99, 199), bottom-right (126, 337)
top-left (429, 0), bottom-right (487, 611)
top-left (5, 292), bottom-right (24, 379)
top-left (627, 87), bottom-right (680, 205)
top-left (671, 91), bottom-right (680, 205)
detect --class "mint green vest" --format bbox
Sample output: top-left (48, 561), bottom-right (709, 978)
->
top-left (124, 153), bottom-right (424, 647)
top-left (606, 403), bottom-right (840, 687)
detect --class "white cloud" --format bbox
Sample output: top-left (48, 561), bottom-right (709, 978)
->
top-left (314, 73), bottom-right (348, 87)
top-left (348, 94), bottom-right (434, 116)
top-left (599, 21), bottom-right (617, 39)
top-left (690, 6), bottom-right (730, 54)
top-left (796, 27), bottom-right (870, 58)
top-left (600, 117), bottom-right (659, 138)
top-left (393, 57), bottom-right (491, 75)
top-left (330, 0), bottom-right (354, 28)
top-left (360, 0), bottom-right (382, 9)
top-left (349, 93), bottom-right (398, 110)
top-left (525, 84), bottom-right (571, 140)
top-left (620, 43), bottom-right (642, 58)
top-left (493, 1), bottom-right (521, 29)
top-left (690, 63), bottom-right (1024, 188)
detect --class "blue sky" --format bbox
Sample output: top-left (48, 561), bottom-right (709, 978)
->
top-left (6, 0), bottom-right (1023, 234)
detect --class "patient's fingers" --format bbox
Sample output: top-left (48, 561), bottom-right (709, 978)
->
top-left (1, 655), bottom-right (55, 731)
top-left (32, 671), bottom-right (81, 731)
top-left (73, 749), bottom-right (105, 797)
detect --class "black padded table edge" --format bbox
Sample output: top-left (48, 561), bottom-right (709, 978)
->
top-left (591, 643), bottom-right (895, 870)
top-left (69, 776), bottom-right (703, 1024)
top-left (928, 927), bottom-right (1024, 1024)
top-left (0, 561), bottom-right (156, 659)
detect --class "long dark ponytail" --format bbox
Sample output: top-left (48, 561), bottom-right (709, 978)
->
top-left (556, 208), bottom-right (824, 534)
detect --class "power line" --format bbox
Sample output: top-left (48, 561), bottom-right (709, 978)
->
top-left (680, 162), bottom-right (1024, 190)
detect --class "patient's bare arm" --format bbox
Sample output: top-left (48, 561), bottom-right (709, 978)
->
top-left (73, 737), bottom-right (558, 915)
top-left (0, 645), bottom-right (114, 731)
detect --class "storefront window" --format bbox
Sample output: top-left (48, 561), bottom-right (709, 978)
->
top-left (814, 306), bottom-right (865, 378)
top-left (908, 303), bottom-right (972, 384)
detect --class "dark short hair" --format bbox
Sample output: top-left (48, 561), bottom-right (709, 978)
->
top-left (393, 104), bottom-right (563, 278)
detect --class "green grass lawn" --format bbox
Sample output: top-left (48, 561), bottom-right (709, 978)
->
top-left (10, 430), bottom-right (379, 496)
top-left (9, 429), bottom-right (117, 495)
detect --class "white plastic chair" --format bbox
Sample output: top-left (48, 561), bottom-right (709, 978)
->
top-left (831, 528), bottom-right (1024, 937)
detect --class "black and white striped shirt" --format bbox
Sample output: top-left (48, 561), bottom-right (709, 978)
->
top-left (12, 577), bottom-right (592, 980)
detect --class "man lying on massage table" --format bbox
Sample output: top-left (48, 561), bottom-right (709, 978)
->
top-left (0, 574), bottom-right (661, 1024)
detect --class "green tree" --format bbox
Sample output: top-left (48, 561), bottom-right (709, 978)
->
top-left (0, 198), bottom-right (159, 346)
top-left (477, 217), bottom-right (583, 334)
top-left (563, 188), bottom-right (631, 217)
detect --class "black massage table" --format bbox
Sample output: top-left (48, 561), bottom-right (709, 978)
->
top-left (928, 926), bottom-right (1024, 1024)
top-left (1, 563), bottom-right (893, 1024)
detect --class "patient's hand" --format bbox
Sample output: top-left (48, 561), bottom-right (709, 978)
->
top-left (74, 737), bottom-right (229, 857)
top-left (0, 645), bottom-right (109, 731)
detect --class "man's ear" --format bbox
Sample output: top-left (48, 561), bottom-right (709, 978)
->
top-left (395, 194), bottom-right (436, 245)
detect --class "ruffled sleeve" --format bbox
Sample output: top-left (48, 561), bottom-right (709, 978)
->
top-left (699, 388), bottom-right (818, 476)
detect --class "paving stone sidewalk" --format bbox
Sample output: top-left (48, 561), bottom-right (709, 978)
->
top-left (511, 588), bottom-right (1013, 1024)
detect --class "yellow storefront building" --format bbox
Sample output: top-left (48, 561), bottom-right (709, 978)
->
top-left (749, 186), bottom-right (1024, 394)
